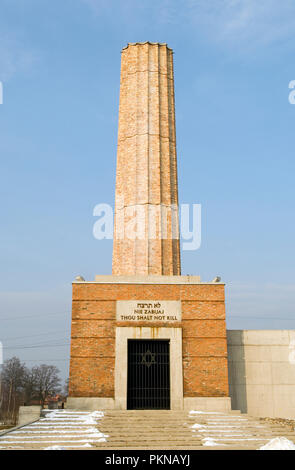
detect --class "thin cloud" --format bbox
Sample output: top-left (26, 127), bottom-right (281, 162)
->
top-left (0, 33), bottom-right (38, 82)
top-left (167, 0), bottom-right (295, 46)
top-left (82, 0), bottom-right (295, 50)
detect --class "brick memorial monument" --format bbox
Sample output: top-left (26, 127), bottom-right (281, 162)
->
top-left (68, 43), bottom-right (231, 412)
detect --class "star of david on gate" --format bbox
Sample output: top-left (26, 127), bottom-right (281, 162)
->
top-left (141, 349), bottom-right (156, 368)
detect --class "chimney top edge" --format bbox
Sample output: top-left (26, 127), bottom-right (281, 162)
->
top-left (122, 42), bottom-right (173, 52)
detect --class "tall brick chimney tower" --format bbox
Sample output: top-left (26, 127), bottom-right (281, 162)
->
top-left (68, 44), bottom-right (230, 412)
top-left (112, 42), bottom-right (181, 276)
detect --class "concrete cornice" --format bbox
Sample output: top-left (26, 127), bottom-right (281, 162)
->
top-left (72, 275), bottom-right (225, 285)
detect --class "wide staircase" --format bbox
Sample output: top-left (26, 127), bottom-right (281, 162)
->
top-left (1, 409), bottom-right (295, 450)
top-left (97, 410), bottom-right (295, 450)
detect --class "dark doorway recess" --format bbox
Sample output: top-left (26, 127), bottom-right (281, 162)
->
top-left (127, 339), bottom-right (170, 410)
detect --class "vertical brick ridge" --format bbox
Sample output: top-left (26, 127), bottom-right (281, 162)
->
top-left (165, 45), bottom-right (174, 274)
top-left (167, 50), bottom-right (181, 274)
top-left (134, 44), bottom-right (140, 272)
top-left (158, 44), bottom-right (164, 275)
top-left (147, 43), bottom-right (152, 273)
top-left (112, 43), bottom-right (181, 275)
top-left (159, 45), bottom-right (171, 274)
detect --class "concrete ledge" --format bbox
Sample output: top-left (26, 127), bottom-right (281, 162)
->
top-left (93, 275), bottom-right (203, 284)
top-left (18, 406), bottom-right (42, 426)
top-left (67, 397), bottom-right (232, 412)
top-left (183, 397), bottom-right (232, 412)
top-left (66, 397), bottom-right (115, 410)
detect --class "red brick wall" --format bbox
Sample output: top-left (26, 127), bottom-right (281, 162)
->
top-left (69, 283), bottom-right (229, 398)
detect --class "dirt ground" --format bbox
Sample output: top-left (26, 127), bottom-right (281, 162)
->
top-left (260, 417), bottom-right (295, 431)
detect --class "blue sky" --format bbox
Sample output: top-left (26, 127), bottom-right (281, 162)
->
top-left (0, 0), bottom-right (295, 379)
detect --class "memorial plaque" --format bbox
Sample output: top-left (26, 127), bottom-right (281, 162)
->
top-left (116, 300), bottom-right (181, 322)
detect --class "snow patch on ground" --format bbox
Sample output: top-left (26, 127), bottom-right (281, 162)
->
top-left (191, 423), bottom-right (206, 430)
top-left (202, 437), bottom-right (225, 446)
top-left (44, 443), bottom-right (92, 450)
top-left (13, 426), bottom-right (104, 435)
top-left (0, 446), bottom-right (25, 449)
top-left (44, 445), bottom-right (66, 450)
top-left (0, 410), bottom-right (107, 449)
top-left (189, 410), bottom-right (295, 448)
top-left (259, 437), bottom-right (295, 450)
top-left (0, 439), bottom-right (97, 444)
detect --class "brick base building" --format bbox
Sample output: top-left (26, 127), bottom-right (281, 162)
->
top-left (68, 275), bottom-right (230, 411)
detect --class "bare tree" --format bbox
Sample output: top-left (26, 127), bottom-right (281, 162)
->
top-left (0, 357), bottom-right (27, 424)
top-left (32, 364), bottom-right (61, 408)
top-left (63, 378), bottom-right (69, 397)
top-left (22, 368), bottom-right (38, 405)
top-left (0, 358), bottom-right (63, 423)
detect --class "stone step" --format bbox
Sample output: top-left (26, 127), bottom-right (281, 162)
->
top-left (98, 439), bottom-right (268, 445)
top-left (96, 441), bottom-right (204, 446)
top-left (101, 425), bottom-right (272, 431)
top-left (105, 436), bottom-right (199, 441)
top-left (104, 412), bottom-right (189, 415)
top-left (100, 425), bottom-right (194, 429)
top-left (101, 428), bottom-right (248, 431)
top-left (96, 441), bottom-right (268, 448)
top-left (198, 434), bottom-right (295, 439)
top-left (100, 417), bottom-right (190, 420)
top-left (102, 418), bottom-right (194, 421)
top-left (99, 426), bottom-right (260, 431)
top-left (93, 445), bottom-right (258, 450)
top-left (102, 429), bottom-right (194, 433)
top-left (100, 424), bottom-right (195, 428)
top-left (104, 432), bottom-right (295, 439)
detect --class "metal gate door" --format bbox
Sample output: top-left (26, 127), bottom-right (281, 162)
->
top-left (127, 339), bottom-right (170, 410)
